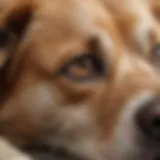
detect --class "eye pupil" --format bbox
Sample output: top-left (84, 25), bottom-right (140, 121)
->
top-left (60, 54), bottom-right (105, 81)
top-left (79, 57), bottom-right (92, 68)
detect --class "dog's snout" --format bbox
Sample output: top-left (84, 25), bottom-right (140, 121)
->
top-left (136, 97), bottom-right (160, 140)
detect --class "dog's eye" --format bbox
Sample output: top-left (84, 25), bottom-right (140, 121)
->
top-left (150, 44), bottom-right (160, 68)
top-left (60, 54), bottom-right (105, 81)
top-left (152, 44), bottom-right (160, 58)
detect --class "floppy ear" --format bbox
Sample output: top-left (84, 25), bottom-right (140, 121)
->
top-left (0, 0), bottom-right (34, 71)
top-left (0, 0), bottom-right (34, 101)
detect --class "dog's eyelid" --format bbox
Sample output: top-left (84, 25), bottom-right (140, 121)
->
top-left (88, 37), bottom-right (101, 54)
top-left (88, 37), bottom-right (108, 61)
top-left (58, 41), bottom-right (106, 81)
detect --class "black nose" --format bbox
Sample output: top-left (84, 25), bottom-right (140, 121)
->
top-left (136, 97), bottom-right (160, 140)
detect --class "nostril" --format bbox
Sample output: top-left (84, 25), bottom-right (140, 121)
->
top-left (150, 117), bottom-right (160, 139)
top-left (151, 118), bottom-right (160, 128)
top-left (154, 157), bottom-right (160, 160)
top-left (136, 97), bottom-right (160, 140)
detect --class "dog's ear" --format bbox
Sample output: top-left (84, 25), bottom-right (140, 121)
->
top-left (0, 0), bottom-right (34, 71)
top-left (0, 0), bottom-right (35, 101)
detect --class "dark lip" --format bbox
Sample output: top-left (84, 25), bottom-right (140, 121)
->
top-left (25, 145), bottom-right (84, 160)
top-left (154, 157), bottom-right (160, 160)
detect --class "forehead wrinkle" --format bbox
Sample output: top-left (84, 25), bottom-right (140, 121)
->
top-left (8, 0), bottom-right (124, 80)
top-left (35, 0), bottom-right (116, 37)
top-left (28, 0), bottom-right (121, 62)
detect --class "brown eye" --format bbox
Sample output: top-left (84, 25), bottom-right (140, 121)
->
top-left (60, 54), bottom-right (105, 81)
top-left (152, 44), bottom-right (160, 57)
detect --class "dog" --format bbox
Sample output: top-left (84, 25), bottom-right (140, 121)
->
top-left (0, 0), bottom-right (160, 160)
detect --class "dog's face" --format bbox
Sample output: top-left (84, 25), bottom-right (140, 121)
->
top-left (1, 0), bottom-right (160, 160)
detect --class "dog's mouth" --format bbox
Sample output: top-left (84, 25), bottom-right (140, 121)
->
top-left (26, 148), bottom-right (160, 160)
top-left (24, 143), bottom-right (160, 160)
top-left (24, 145), bottom-right (84, 160)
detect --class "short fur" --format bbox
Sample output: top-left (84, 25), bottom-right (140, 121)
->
top-left (0, 0), bottom-right (160, 160)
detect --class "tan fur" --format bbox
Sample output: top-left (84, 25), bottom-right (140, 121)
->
top-left (145, 0), bottom-right (160, 23)
top-left (0, 0), bottom-right (160, 160)
top-left (0, 137), bottom-right (32, 160)
top-left (103, 0), bottom-right (160, 60)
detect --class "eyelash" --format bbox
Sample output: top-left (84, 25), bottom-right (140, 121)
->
top-left (59, 53), bottom-right (105, 81)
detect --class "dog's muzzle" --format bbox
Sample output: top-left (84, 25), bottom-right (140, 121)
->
top-left (136, 97), bottom-right (160, 141)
